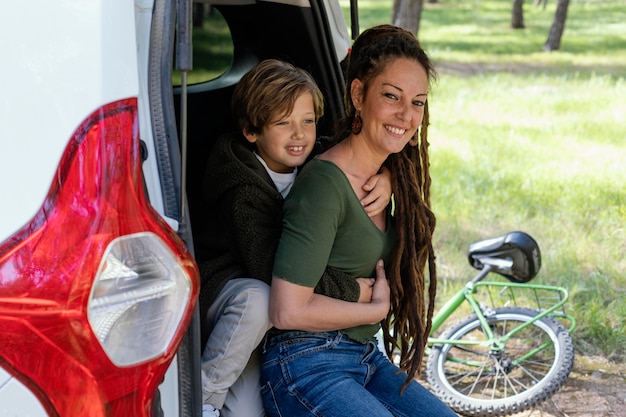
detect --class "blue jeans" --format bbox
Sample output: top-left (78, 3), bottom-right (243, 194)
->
top-left (260, 331), bottom-right (458, 417)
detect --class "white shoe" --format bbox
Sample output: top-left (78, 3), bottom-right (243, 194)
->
top-left (202, 404), bottom-right (220, 417)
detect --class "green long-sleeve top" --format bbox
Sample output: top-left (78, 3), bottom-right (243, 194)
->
top-left (273, 158), bottom-right (397, 343)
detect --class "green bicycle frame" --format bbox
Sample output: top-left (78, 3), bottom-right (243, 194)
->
top-left (428, 267), bottom-right (576, 354)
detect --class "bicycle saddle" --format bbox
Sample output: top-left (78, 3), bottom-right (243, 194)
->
top-left (467, 231), bottom-right (541, 283)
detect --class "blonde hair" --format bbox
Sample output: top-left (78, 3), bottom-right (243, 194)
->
top-left (232, 59), bottom-right (324, 135)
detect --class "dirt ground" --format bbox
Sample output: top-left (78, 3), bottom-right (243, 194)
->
top-left (417, 354), bottom-right (626, 417)
top-left (510, 355), bottom-right (626, 417)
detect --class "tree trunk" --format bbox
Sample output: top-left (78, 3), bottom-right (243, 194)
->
top-left (543, 0), bottom-right (570, 51)
top-left (392, 0), bottom-right (425, 35)
top-left (511, 0), bottom-right (525, 29)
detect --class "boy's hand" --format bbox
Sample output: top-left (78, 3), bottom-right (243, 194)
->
top-left (356, 278), bottom-right (375, 302)
top-left (361, 166), bottom-right (392, 217)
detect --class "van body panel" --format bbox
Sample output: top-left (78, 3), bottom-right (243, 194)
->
top-left (0, 369), bottom-right (47, 417)
top-left (0, 0), bottom-right (140, 239)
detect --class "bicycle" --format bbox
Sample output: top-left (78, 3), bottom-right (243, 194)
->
top-left (384, 231), bottom-right (576, 416)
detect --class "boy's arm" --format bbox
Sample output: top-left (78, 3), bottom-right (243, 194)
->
top-left (228, 194), bottom-right (367, 303)
top-left (313, 136), bottom-right (392, 218)
top-left (222, 184), bottom-right (282, 282)
top-left (315, 267), bottom-right (361, 302)
top-left (303, 144), bottom-right (386, 303)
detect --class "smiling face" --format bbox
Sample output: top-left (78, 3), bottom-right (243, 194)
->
top-left (243, 92), bottom-right (317, 173)
top-left (351, 57), bottom-right (428, 156)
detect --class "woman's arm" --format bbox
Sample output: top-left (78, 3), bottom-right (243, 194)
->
top-left (270, 260), bottom-right (390, 331)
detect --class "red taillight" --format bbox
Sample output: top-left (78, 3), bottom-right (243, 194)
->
top-left (0, 98), bottom-right (199, 416)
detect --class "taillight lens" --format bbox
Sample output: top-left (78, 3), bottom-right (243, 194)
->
top-left (89, 232), bottom-right (191, 366)
top-left (0, 98), bottom-right (199, 417)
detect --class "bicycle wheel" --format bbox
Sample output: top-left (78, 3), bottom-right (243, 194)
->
top-left (426, 307), bottom-right (574, 417)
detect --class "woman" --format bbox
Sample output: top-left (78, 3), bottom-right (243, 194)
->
top-left (197, 59), bottom-right (391, 417)
top-left (260, 25), bottom-right (457, 416)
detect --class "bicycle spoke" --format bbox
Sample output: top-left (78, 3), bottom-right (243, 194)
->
top-left (427, 306), bottom-right (574, 415)
top-left (436, 314), bottom-right (562, 401)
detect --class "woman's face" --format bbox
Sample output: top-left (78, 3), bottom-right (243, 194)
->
top-left (352, 57), bottom-right (428, 156)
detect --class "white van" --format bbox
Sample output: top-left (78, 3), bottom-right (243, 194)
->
top-left (0, 1), bottom-right (353, 415)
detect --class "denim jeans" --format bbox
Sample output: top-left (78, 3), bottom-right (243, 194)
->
top-left (260, 330), bottom-right (458, 417)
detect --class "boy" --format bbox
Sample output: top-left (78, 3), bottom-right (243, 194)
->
top-left (194, 59), bottom-right (390, 417)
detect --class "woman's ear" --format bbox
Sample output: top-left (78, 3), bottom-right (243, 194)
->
top-left (350, 78), bottom-right (364, 111)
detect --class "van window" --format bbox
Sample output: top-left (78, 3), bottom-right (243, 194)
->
top-left (173, 4), bottom-right (233, 85)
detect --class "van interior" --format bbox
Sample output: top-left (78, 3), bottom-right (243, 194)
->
top-left (173, 0), bottom-right (351, 250)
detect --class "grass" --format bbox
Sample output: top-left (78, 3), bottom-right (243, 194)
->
top-left (352, 0), bottom-right (626, 70)
top-left (186, 0), bottom-right (626, 361)
top-left (429, 73), bottom-right (626, 360)
top-left (342, 0), bottom-right (626, 360)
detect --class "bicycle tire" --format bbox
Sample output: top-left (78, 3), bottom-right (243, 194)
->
top-left (426, 307), bottom-right (574, 417)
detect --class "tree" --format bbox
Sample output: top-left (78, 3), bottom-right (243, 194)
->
top-left (392, 0), bottom-right (425, 35)
top-left (543, 0), bottom-right (570, 51)
top-left (511, 0), bottom-right (525, 29)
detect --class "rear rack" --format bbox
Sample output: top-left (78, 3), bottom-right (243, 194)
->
top-left (471, 281), bottom-right (576, 332)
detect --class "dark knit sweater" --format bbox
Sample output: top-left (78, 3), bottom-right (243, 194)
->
top-left (194, 132), bottom-right (360, 347)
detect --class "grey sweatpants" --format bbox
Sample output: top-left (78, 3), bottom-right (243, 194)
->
top-left (201, 278), bottom-right (272, 417)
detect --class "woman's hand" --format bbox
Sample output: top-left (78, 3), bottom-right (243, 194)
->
top-left (370, 260), bottom-right (391, 317)
top-left (361, 166), bottom-right (392, 217)
top-left (269, 260), bottom-right (390, 331)
top-left (356, 260), bottom-right (390, 305)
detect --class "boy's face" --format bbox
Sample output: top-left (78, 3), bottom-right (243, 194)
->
top-left (244, 92), bottom-right (317, 173)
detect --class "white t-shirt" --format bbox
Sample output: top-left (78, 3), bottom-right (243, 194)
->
top-left (254, 152), bottom-right (297, 198)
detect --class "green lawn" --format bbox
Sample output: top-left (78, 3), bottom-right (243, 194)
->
top-left (341, 0), bottom-right (626, 360)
